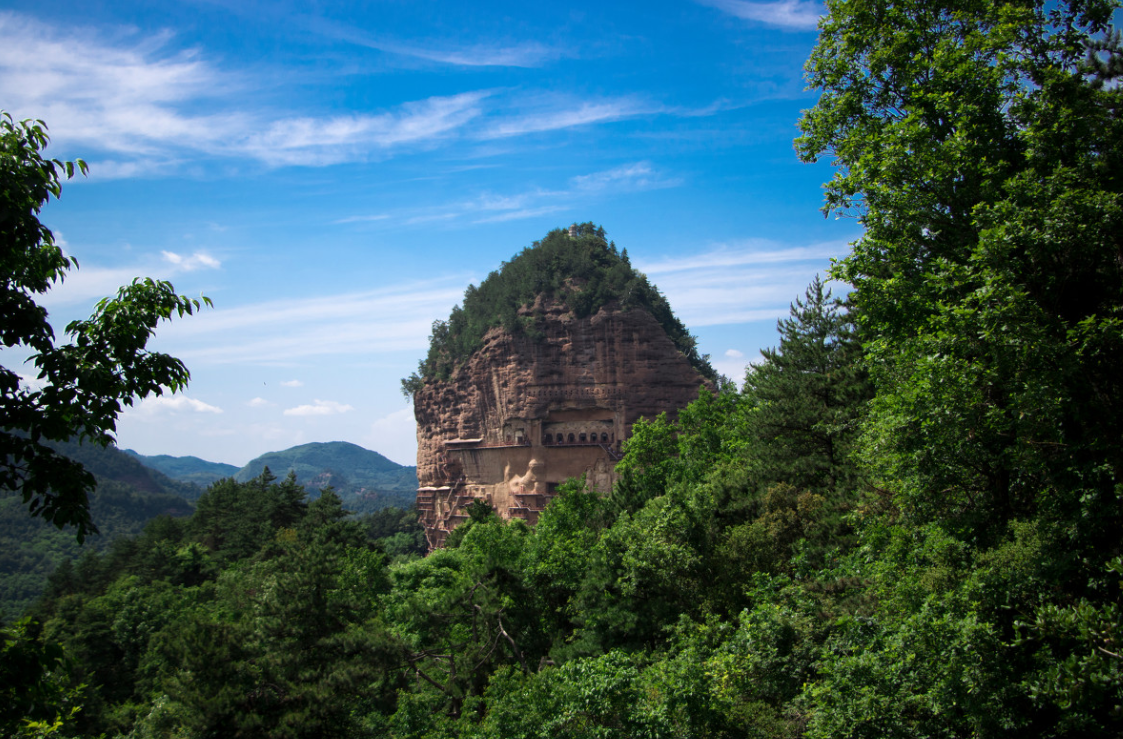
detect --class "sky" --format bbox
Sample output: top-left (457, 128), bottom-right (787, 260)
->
top-left (0, 0), bottom-right (860, 467)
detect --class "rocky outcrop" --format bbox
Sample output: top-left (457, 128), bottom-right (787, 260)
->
top-left (413, 297), bottom-right (711, 548)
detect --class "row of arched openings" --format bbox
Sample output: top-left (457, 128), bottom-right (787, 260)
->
top-left (543, 431), bottom-right (610, 445)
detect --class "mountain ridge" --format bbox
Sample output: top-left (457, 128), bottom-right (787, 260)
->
top-left (129, 440), bottom-right (418, 514)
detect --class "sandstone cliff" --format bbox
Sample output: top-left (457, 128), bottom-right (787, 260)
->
top-left (413, 295), bottom-right (710, 548)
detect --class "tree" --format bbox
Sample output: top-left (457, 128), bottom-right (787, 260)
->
top-left (796, 0), bottom-right (1123, 539)
top-left (743, 276), bottom-right (870, 496)
top-left (1, 113), bottom-right (209, 541)
top-left (796, 0), bottom-right (1123, 733)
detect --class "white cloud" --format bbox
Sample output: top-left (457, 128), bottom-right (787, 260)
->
top-left (0, 13), bottom-right (488, 170)
top-left (0, 13), bottom-right (716, 176)
top-left (641, 241), bottom-right (843, 275)
top-left (698, 0), bottom-right (822, 30)
top-left (284, 399), bottom-right (355, 417)
top-left (38, 250), bottom-right (220, 310)
top-left (38, 263), bottom-right (160, 310)
top-left (280, 380), bottom-right (303, 388)
top-left (481, 98), bottom-right (651, 139)
top-left (711, 353), bottom-right (764, 387)
top-left (84, 159), bottom-right (165, 181)
top-left (637, 238), bottom-right (853, 328)
top-left (156, 276), bottom-right (466, 365)
top-left (319, 22), bottom-right (561, 68)
top-left (246, 397), bottom-right (272, 407)
top-left (333, 213), bottom-right (391, 225)
top-left (472, 205), bottom-right (570, 224)
top-left (405, 42), bottom-right (557, 68)
top-left (409, 162), bottom-right (678, 227)
top-left (162, 250), bottom-right (221, 271)
top-left (570, 162), bottom-right (680, 193)
top-left (725, 349), bottom-right (745, 358)
top-left (0, 12), bottom-right (241, 157)
top-left (238, 92), bottom-right (489, 166)
top-left (14, 372), bottom-right (47, 392)
top-left (128, 395), bottom-right (224, 417)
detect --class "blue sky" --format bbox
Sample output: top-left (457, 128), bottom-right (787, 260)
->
top-left (1, 0), bottom-right (858, 467)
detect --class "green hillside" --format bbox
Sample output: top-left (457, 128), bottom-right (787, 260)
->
top-left (1, 440), bottom-right (196, 618)
top-left (123, 450), bottom-right (239, 486)
top-left (234, 441), bottom-right (417, 512)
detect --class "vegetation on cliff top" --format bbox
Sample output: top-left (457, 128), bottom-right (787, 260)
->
top-left (402, 223), bottom-right (716, 395)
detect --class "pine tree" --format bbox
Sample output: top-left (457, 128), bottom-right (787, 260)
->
top-left (742, 276), bottom-right (871, 496)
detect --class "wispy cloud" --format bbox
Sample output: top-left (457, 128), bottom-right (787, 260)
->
top-left (157, 277), bottom-right (467, 365)
top-left (637, 238), bottom-right (852, 327)
top-left (0, 12), bottom-right (488, 169)
top-left (127, 395), bottom-right (224, 417)
top-left (698, 0), bottom-right (822, 30)
top-left (246, 397), bottom-right (272, 407)
top-left (162, 251), bottom-right (221, 271)
top-left (0, 12), bottom-right (242, 158)
top-left (641, 241), bottom-right (842, 275)
top-left (279, 380), bottom-right (303, 388)
top-left (0, 12), bottom-right (728, 176)
top-left (316, 21), bottom-right (563, 68)
top-left (358, 161), bottom-right (678, 227)
top-left (237, 92), bottom-right (490, 166)
top-left (332, 213), bottom-right (391, 225)
top-left (38, 250), bottom-right (220, 311)
top-left (570, 161), bottom-right (681, 193)
top-left (473, 206), bottom-right (570, 224)
top-left (284, 399), bottom-right (354, 417)
top-left (481, 98), bottom-right (651, 139)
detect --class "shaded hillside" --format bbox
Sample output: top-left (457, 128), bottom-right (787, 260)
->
top-left (1, 440), bottom-right (195, 619)
top-left (234, 441), bottom-right (417, 512)
top-left (48, 439), bottom-right (204, 503)
top-left (124, 450), bottom-right (239, 486)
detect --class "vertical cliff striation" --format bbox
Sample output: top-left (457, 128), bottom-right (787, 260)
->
top-left (408, 225), bottom-right (713, 548)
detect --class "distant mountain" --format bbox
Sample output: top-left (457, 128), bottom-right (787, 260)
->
top-left (122, 441), bottom-right (417, 514)
top-left (235, 441), bottom-right (417, 513)
top-left (123, 450), bottom-right (239, 487)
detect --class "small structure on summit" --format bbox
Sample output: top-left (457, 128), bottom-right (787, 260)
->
top-left (403, 223), bottom-right (715, 549)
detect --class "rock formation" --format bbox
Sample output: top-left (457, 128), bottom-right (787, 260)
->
top-left (413, 295), bottom-right (710, 548)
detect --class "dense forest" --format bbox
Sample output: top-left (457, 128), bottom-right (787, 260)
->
top-left (0, 440), bottom-right (198, 619)
top-left (4, 0), bottom-right (1123, 736)
top-left (401, 222), bottom-right (718, 392)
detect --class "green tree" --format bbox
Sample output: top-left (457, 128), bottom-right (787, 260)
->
top-left (0, 617), bottom-right (85, 737)
top-left (797, 0), bottom-right (1123, 541)
top-left (743, 276), bottom-right (870, 496)
top-left (796, 0), bottom-right (1123, 733)
top-left (1, 113), bottom-right (209, 541)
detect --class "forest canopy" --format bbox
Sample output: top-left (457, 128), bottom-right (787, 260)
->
top-left (402, 223), bottom-right (716, 394)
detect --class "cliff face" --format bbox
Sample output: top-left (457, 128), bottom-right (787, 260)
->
top-left (413, 297), bottom-right (710, 548)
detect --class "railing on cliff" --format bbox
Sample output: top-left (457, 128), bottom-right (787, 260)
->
top-left (599, 443), bottom-right (624, 461)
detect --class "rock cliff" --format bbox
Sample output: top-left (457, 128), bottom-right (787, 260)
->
top-left (413, 295), bottom-right (710, 548)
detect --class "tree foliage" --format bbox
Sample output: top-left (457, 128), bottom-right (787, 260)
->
top-left (403, 223), bottom-right (715, 393)
top-left (743, 275), bottom-right (871, 496)
top-left (795, 0), bottom-right (1123, 734)
top-left (1, 113), bottom-right (210, 541)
